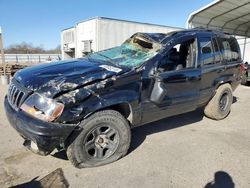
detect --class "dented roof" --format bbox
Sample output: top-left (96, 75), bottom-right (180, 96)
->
top-left (187, 0), bottom-right (250, 37)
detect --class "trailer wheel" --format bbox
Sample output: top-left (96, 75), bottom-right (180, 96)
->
top-left (204, 84), bottom-right (233, 120)
top-left (66, 110), bottom-right (131, 168)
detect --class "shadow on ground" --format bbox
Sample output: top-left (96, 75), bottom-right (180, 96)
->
top-left (204, 171), bottom-right (234, 188)
top-left (233, 96), bottom-right (238, 104)
top-left (129, 108), bottom-right (205, 153)
top-left (10, 168), bottom-right (69, 188)
top-left (53, 95), bottom-right (239, 159)
top-left (52, 108), bottom-right (205, 160)
top-left (52, 150), bottom-right (68, 160)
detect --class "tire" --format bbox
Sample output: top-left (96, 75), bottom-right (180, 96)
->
top-left (241, 72), bottom-right (248, 85)
top-left (66, 110), bottom-right (131, 168)
top-left (204, 84), bottom-right (233, 120)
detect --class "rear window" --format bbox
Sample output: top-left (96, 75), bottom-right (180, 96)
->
top-left (218, 37), bottom-right (241, 62)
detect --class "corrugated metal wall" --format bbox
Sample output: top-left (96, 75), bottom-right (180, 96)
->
top-left (61, 17), bottom-right (182, 59)
top-left (61, 27), bottom-right (76, 59)
top-left (98, 18), bottom-right (181, 51)
top-left (75, 19), bottom-right (97, 58)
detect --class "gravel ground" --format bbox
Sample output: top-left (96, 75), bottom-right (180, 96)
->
top-left (0, 84), bottom-right (249, 188)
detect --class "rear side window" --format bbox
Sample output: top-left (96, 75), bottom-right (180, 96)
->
top-left (212, 37), bottom-right (221, 63)
top-left (218, 37), bottom-right (241, 62)
top-left (199, 37), bottom-right (214, 65)
top-left (229, 38), bottom-right (241, 61)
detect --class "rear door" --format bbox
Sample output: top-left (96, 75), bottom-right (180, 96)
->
top-left (198, 35), bottom-right (225, 105)
top-left (217, 37), bottom-right (242, 90)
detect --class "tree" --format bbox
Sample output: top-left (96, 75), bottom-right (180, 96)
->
top-left (4, 43), bottom-right (61, 54)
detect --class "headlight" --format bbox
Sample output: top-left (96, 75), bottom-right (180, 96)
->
top-left (20, 93), bottom-right (64, 122)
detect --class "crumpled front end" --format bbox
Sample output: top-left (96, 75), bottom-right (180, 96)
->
top-left (5, 96), bottom-right (77, 155)
top-left (4, 82), bottom-right (77, 155)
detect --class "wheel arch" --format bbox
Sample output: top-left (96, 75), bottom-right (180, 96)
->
top-left (84, 102), bottom-right (134, 125)
top-left (91, 103), bottom-right (132, 121)
top-left (214, 77), bottom-right (233, 90)
top-left (215, 80), bottom-right (232, 90)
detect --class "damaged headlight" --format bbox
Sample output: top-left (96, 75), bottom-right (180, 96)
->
top-left (20, 93), bottom-right (64, 122)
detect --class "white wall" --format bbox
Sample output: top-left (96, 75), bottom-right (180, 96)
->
top-left (98, 18), bottom-right (180, 51)
top-left (61, 27), bottom-right (76, 59)
top-left (61, 17), bottom-right (181, 59)
top-left (75, 19), bottom-right (97, 57)
top-left (238, 38), bottom-right (250, 63)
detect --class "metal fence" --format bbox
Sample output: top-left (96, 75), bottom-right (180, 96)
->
top-left (0, 54), bottom-right (62, 63)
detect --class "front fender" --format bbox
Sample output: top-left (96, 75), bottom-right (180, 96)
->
top-left (57, 90), bottom-right (141, 125)
top-left (85, 90), bottom-right (140, 125)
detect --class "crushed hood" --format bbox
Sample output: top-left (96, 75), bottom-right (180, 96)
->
top-left (14, 59), bottom-right (128, 98)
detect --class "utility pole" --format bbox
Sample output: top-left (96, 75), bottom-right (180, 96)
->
top-left (0, 27), bottom-right (5, 64)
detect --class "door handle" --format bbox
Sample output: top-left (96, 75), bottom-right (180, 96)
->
top-left (185, 75), bottom-right (201, 81)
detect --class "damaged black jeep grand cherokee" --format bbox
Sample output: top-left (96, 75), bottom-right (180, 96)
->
top-left (5, 29), bottom-right (242, 168)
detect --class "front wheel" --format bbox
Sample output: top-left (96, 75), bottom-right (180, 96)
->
top-left (204, 84), bottom-right (233, 120)
top-left (66, 110), bottom-right (131, 168)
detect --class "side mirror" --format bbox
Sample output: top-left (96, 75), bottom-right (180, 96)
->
top-left (150, 76), bottom-right (167, 104)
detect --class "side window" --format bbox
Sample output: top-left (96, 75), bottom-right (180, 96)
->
top-left (222, 39), bottom-right (232, 61)
top-left (199, 37), bottom-right (214, 65)
top-left (218, 37), bottom-right (241, 62)
top-left (212, 37), bottom-right (221, 63)
top-left (229, 38), bottom-right (241, 61)
top-left (158, 38), bottom-right (196, 72)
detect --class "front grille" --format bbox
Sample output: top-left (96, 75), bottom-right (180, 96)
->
top-left (7, 79), bottom-right (30, 111)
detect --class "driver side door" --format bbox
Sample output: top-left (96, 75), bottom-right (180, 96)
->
top-left (141, 37), bottom-right (201, 124)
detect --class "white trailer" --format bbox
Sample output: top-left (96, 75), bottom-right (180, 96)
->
top-left (237, 38), bottom-right (250, 63)
top-left (61, 17), bottom-right (181, 60)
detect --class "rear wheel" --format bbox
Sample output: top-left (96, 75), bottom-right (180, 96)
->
top-left (204, 84), bottom-right (233, 120)
top-left (66, 110), bottom-right (131, 168)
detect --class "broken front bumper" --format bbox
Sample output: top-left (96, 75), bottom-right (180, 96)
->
top-left (4, 96), bottom-right (77, 155)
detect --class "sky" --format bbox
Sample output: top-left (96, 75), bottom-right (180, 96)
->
top-left (0, 0), bottom-right (213, 49)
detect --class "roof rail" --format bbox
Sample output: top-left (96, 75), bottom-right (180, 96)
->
top-left (192, 26), bottom-right (207, 30)
top-left (190, 27), bottom-right (233, 35)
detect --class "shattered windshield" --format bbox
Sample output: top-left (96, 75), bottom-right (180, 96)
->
top-left (87, 34), bottom-right (161, 68)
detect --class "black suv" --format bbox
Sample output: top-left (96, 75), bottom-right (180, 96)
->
top-left (4, 29), bottom-right (243, 168)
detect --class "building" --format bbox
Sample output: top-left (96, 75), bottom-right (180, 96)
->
top-left (61, 17), bottom-right (181, 60)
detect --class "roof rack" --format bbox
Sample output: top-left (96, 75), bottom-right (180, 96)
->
top-left (189, 27), bottom-right (233, 35)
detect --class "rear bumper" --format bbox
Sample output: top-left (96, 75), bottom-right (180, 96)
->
top-left (4, 96), bottom-right (77, 155)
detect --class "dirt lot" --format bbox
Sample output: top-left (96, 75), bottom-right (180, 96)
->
top-left (0, 84), bottom-right (249, 188)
